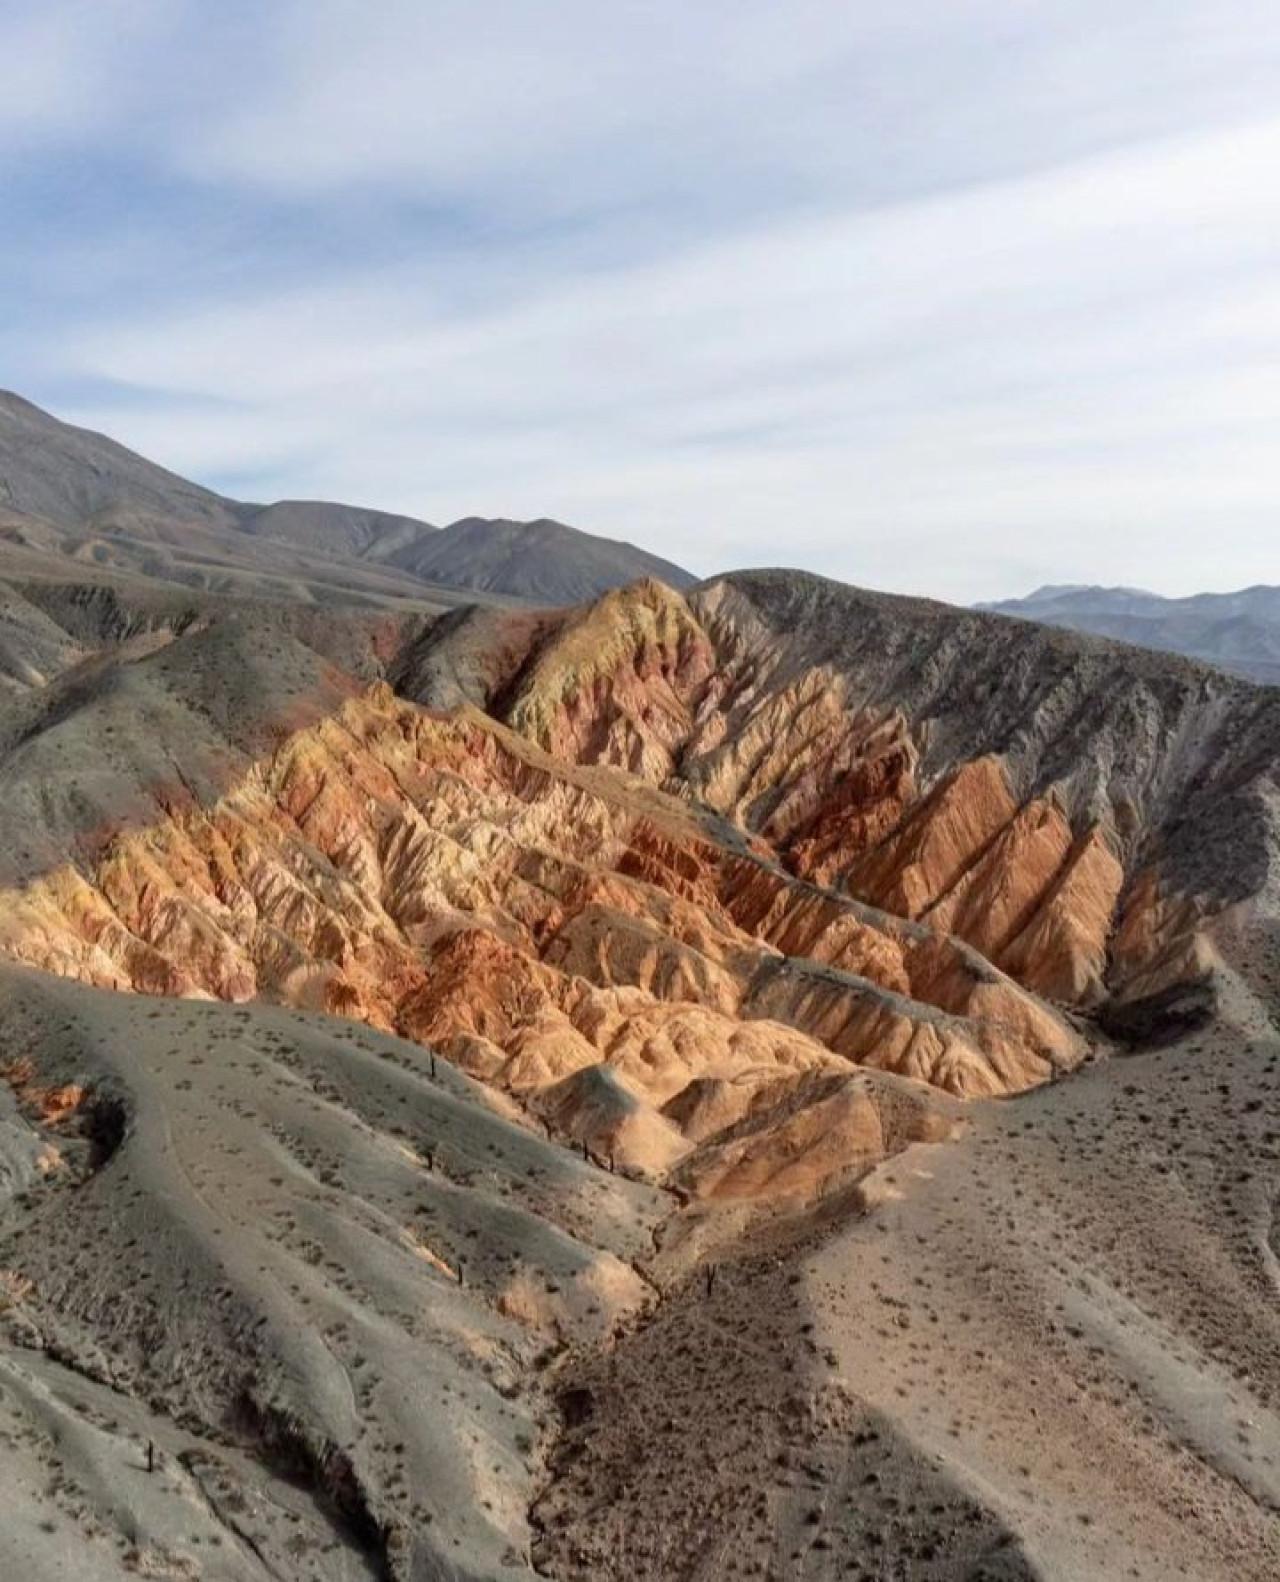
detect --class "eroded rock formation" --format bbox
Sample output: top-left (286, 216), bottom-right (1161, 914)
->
top-left (0, 685), bottom-right (1075, 1201)
top-left (401, 574), bottom-right (1249, 1021)
top-left (2, 568), bottom-right (1274, 1211)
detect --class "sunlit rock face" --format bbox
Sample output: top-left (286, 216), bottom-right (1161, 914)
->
top-left (407, 572), bottom-right (1245, 1020)
top-left (4, 567), bottom-right (1275, 1209)
top-left (0, 682), bottom-right (1073, 1201)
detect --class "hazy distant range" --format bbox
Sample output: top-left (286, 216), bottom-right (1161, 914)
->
top-left (980, 583), bottom-right (1280, 685)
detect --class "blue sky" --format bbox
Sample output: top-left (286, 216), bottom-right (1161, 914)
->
top-left (4, 1), bottom-right (1280, 601)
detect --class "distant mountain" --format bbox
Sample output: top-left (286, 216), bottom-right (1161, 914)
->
top-left (1015, 582), bottom-right (1154, 608)
top-left (0, 391), bottom-right (692, 604)
top-left (980, 582), bottom-right (1280, 684)
top-left (375, 515), bottom-right (693, 604)
top-left (237, 499), bottom-right (436, 562)
top-left (0, 389), bottom-right (235, 535)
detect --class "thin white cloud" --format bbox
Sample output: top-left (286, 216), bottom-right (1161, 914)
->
top-left (0, 1), bottom-right (180, 140)
top-left (174, 1), bottom-right (1280, 209)
top-left (10, 2), bottom-right (1280, 601)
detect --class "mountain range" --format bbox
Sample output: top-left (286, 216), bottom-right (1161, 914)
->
top-left (0, 392), bottom-right (1276, 1580)
top-left (982, 581), bottom-right (1280, 683)
top-left (0, 389), bottom-right (693, 609)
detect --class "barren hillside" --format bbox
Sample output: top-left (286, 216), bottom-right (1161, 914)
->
top-left (0, 392), bottom-right (693, 605)
top-left (0, 554), bottom-right (1276, 1578)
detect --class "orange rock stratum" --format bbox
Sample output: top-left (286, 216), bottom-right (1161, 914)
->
top-left (0, 575), bottom-right (1247, 1206)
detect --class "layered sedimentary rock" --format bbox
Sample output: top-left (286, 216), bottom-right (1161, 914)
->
top-left (0, 563), bottom-right (1277, 1582)
top-left (3, 567), bottom-right (1275, 1216)
top-left (402, 574), bottom-right (1253, 1021)
top-left (1, 562), bottom-right (1271, 1226)
top-left (0, 684), bottom-right (1075, 1202)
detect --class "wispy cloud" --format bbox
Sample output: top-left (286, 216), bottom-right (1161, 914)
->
top-left (5, 2), bottom-right (1280, 599)
top-left (0, 1), bottom-right (180, 141)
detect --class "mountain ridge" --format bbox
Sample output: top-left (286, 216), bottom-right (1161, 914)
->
top-left (982, 579), bottom-right (1280, 683)
top-left (0, 389), bottom-right (694, 604)
top-left (0, 561), bottom-right (1277, 1575)
top-left (0, 395), bottom-right (1277, 1577)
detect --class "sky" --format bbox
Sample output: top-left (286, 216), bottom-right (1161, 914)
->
top-left (4, 2), bottom-right (1280, 603)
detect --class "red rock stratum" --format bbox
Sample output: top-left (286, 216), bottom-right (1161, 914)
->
top-left (1, 571), bottom-right (1273, 1209)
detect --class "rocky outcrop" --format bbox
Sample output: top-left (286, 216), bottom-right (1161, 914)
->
top-left (4, 566), bottom-right (1274, 1210)
top-left (400, 572), bottom-right (1277, 1023)
top-left (0, 681), bottom-right (1078, 1199)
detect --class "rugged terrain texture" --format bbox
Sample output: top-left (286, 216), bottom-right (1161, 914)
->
top-left (0, 965), bottom-right (659, 1579)
top-left (535, 985), bottom-right (1280, 1581)
top-left (0, 659), bottom-right (1055, 1191)
top-left (0, 549), bottom-right (1277, 1577)
top-left (400, 573), bottom-right (1280, 1020)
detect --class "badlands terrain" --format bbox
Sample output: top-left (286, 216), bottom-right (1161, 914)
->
top-left (0, 399), bottom-right (1277, 1578)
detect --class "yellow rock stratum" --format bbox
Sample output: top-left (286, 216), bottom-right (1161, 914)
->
top-left (0, 684), bottom-right (1082, 1200)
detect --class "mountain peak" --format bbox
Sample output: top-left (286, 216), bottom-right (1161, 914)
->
top-left (0, 389), bottom-right (692, 604)
top-left (984, 580), bottom-right (1280, 683)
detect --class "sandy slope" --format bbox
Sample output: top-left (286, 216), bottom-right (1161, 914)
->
top-left (0, 965), bottom-right (661, 1580)
top-left (10, 961), bottom-right (1274, 1578)
top-left (535, 984), bottom-right (1280, 1579)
